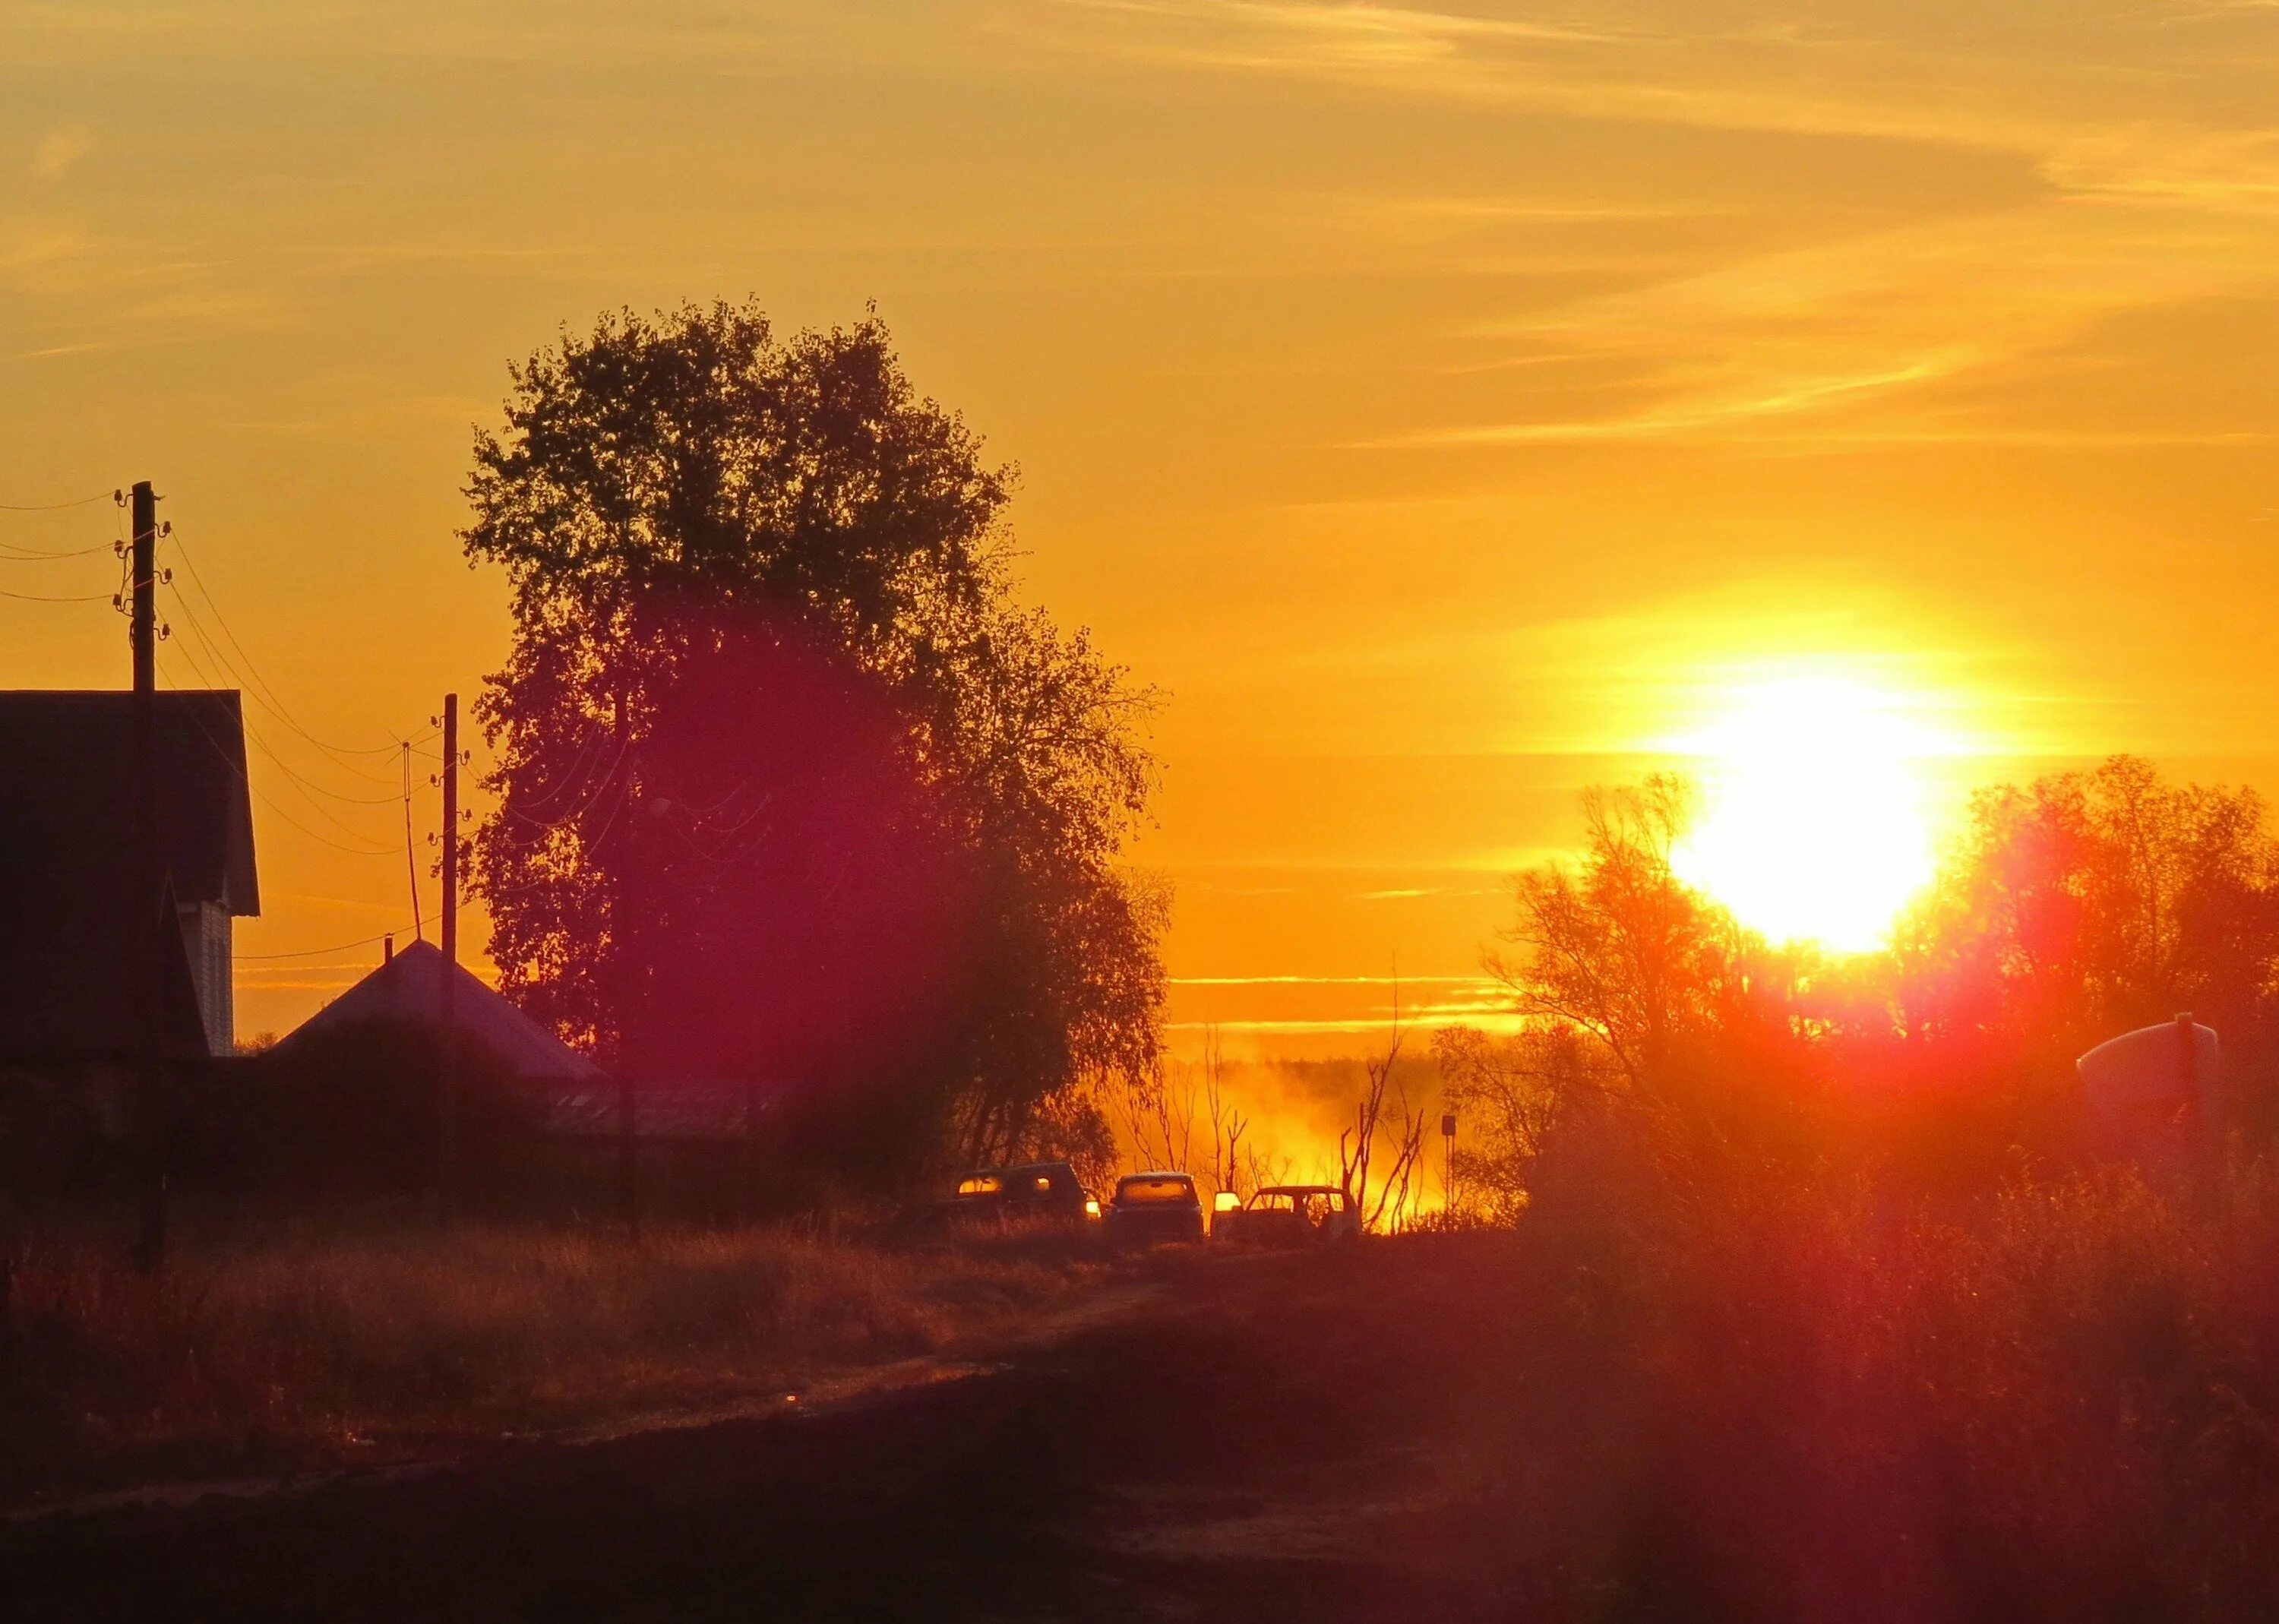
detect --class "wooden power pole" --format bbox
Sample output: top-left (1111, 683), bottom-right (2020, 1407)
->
top-left (128, 479), bottom-right (168, 1272)
top-left (437, 693), bottom-right (460, 1214)
top-left (615, 690), bottom-right (639, 1243)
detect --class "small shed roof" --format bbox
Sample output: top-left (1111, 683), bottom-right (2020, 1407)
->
top-left (276, 940), bottom-right (603, 1083)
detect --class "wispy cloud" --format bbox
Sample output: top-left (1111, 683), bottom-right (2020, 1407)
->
top-left (27, 127), bottom-right (90, 184)
top-left (1057, 0), bottom-right (1629, 59)
top-left (1365, 355), bottom-right (1971, 446)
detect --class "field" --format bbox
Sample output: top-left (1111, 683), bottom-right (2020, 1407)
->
top-left (13, 1161), bottom-right (2279, 1619)
top-left (0, 1217), bottom-right (1105, 1507)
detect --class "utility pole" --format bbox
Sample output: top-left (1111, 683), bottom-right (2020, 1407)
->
top-left (128, 479), bottom-right (167, 1272)
top-left (615, 689), bottom-right (640, 1244)
top-left (402, 740), bottom-right (423, 943)
top-left (1442, 1110), bottom-right (1458, 1216)
top-left (436, 694), bottom-right (460, 1215)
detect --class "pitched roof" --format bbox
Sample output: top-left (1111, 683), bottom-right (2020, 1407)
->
top-left (0, 690), bottom-right (258, 914)
top-left (0, 690), bottom-right (258, 1063)
top-left (276, 940), bottom-right (603, 1084)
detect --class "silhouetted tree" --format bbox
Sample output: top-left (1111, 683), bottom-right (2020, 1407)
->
top-left (1885, 756), bottom-right (2279, 1123)
top-left (1486, 776), bottom-right (1813, 1101)
top-left (462, 301), bottom-right (1163, 1183)
top-left (1430, 1023), bottom-right (1589, 1223)
top-left (1447, 756), bottom-right (2279, 1213)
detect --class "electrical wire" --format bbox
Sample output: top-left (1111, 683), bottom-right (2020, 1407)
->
top-left (397, 739), bottom-right (427, 943)
top-left (164, 526), bottom-right (406, 773)
top-left (0, 538), bottom-right (115, 561)
top-left (495, 738), bottom-right (630, 845)
top-left (239, 928), bottom-right (416, 961)
top-left (162, 634), bottom-right (403, 855)
top-left (231, 771), bottom-right (400, 858)
top-left (168, 605), bottom-right (406, 806)
top-left (479, 773), bottom-right (630, 897)
top-left (159, 581), bottom-right (407, 798)
top-left (0, 585), bottom-right (113, 602)
top-left (578, 773), bottom-right (632, 858)
top-left (501, 741), bottom-right (622, 826)
top-left (510, 733), bottom-right (607, 813)
top-left (164, 583), bottom-right (403, 786)
top-left (234, 962), bottom-right (400, 977)
top-left (0, 491), bottom-right (112, 511)
top-left (156, 653), bottom-right (398, 858)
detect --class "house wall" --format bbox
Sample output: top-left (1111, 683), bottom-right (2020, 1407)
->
top-left (178, 899), bottom-right (232, 1056)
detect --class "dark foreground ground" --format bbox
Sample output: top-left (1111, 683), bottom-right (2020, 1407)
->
top-left (2, 1237), bottom-right (1539, 1622)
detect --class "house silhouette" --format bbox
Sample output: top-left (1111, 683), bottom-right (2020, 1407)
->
top-left (276, 937), bottom-right (601, 1086)
top-left (277, 943), bottom-right (760, 1139)
top-left (0, 689), bottom-right (258, 1066)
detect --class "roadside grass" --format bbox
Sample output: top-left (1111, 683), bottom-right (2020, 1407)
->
top-left (0, 1218), bottom-right (1108, 1502)
top-left (1481, 1147), bottom-right (2279, 1617)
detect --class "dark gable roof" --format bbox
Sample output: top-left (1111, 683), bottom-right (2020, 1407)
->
top-left (276, 940), bottom-right (602, 1084)
top-left (273, 944), bottom-right (783, 1139)
top-left (0, 690), bottom-right (258, 1063)
top-left (0, 690), bottom-right (258, 915)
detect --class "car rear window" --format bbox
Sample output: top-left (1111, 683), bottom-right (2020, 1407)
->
top-left (1117, 1176), bottom-right (1195, 1204)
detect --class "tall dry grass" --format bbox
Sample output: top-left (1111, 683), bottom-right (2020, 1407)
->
top-left (1507, 1148), bottom-right (2279, 1619)
top-left (0, 1220), bottom-right (1100, 1501)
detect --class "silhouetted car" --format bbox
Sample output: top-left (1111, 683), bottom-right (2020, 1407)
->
top-left (1102, 1171), bottom-right (1206, 1249)
top-left (1210, 1184), bottom-right (1361, 1247)
top-left (928, 1161), bottom-right (1093, 1229)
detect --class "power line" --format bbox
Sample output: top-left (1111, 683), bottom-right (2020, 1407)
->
top-left (235, 772), bottom-right (399, 857)
top-left (168, 606), bottom-right (406, 806)
top-left (494, 739), bottom-right (630, 849)
top-left (156, 654), bottom-right (398, 858)
top-left (510, 733), bottom-right (607, 812)
top-left (159, 580), bottom-right (406, 793)
top-left (239, 929), bottom-right (414, 961)
top-left (163, 573), bottom-right (403, 782)
top-left (0, 491), bottom-right (112, 511)
top-left (164, 526), bottom-right (406, 769)
top-left (0, 584), bottom-right (113, 602)
top-left (160, 639), bottom-right (402, 855)
top-left (502, 738), bottom-right (624, 826)
top-left (400, 738), bottom-right (427, 943)
top-left (0, 538), bottom-right (115, 561)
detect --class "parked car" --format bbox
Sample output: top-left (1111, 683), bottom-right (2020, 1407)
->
top-left (1102, 1170), bottom-right (1206, 1249)
top-left (1210, 1184), bottom-right (1361, 1246)
top-left (927, 1160), bottom-right (1093, 1229)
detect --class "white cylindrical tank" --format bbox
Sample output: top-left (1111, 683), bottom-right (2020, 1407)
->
top-left (2076, 1014), bottom-right (2219, 1130)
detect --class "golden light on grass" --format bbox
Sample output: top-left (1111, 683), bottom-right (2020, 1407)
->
top-left (1670, 671), bottom-right (1970, 953)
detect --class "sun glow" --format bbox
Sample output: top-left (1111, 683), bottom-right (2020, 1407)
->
top-left (1669, 673), bottom-right (1964, 953)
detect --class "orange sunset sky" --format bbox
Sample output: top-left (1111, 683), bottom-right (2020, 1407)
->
top-left (4, 2), bottom-right (2277, 1055)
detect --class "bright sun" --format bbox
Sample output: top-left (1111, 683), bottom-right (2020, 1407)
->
top-left (1668, 673), bottom-right (1958, 953)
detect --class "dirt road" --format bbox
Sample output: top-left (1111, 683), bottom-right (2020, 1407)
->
top-left (0, 1237), bottom-right (1536, 1622)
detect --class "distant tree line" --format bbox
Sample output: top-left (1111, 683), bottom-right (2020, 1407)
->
top-left (1437, 755), bottom-right (2279, 1216)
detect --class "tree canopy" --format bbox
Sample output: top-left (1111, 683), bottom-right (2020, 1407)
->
top-left (461, 301), bottom-right (1164, 1180)
top-left (1441, 754), bottom-right (2279, 1209)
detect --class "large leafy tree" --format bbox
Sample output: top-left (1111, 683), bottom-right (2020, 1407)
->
top-left (462, 302), bottom-right (1163, 1177)
top-left (1486, 776), bottom-right (1809, 1099)
top-left (1892, 755), bottom-right (2279, 1064)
